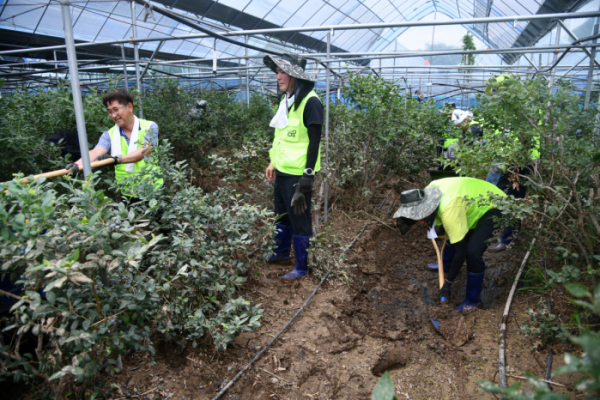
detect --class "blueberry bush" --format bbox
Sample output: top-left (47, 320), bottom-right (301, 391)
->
top-left (328, 72), bottom-right (447, 206)
top-left (0, 140), bottom-right (272, 396)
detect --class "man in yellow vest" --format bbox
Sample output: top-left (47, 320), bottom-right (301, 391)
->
top-left (394, 177), bottom-right (506, 312)
top-left (65, 89), bottom-right (163, 202)
top-left (263, 53), bottom-right (323, 283)
top-left (427, 110), bottom-right (485, 272)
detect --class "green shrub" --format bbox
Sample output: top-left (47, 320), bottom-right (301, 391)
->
top-left (519, 299), bottom-right (568, 348)
top-left (448, 76), bottom-right (600, 279)
top-left (141, 79), bottom-right (273, 168)
top-left (0, 79), bottom-right (273, 183)
top-left (0, 82), bottom-right (112, 182)
top-left (478, 282), bottom-right (600, 399)
top-left (0, 140), bottom-right (271, 396)
top-left (328, 72), bottom-right (446, 206)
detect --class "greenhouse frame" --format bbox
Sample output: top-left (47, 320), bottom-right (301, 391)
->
top-left (1, 1), bottom-right (600, 399)
top-left (2, 0), bottom-right (600, 179)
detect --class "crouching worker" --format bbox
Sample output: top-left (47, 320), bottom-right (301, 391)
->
top-left (393, 177), bottom-right (506, 312)
top-left (263, 53), bottom-right (323, 283)
top-left (65, 89), bottom-right (163, 203)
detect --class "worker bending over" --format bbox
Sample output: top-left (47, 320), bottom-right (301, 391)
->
top-left (263, 53), bottom-right (323, 283)
top-left (66, 90), bottom-right (163, 203)
top-left (394, 177), bottom-right (506, 312)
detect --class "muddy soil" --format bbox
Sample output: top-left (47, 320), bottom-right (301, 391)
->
top-left (106, 212), bottom-right (579, 400)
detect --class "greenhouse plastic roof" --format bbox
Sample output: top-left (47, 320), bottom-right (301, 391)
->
top-left (0, 0), bottom-right (596, 65)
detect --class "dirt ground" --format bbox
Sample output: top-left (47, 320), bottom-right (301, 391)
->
top-left (109, 208), bottom-right (580, 400)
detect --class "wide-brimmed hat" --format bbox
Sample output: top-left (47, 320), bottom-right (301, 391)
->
top-left (451, 109), bottom-right (473, 126)
top-left (263, 53), bottom-right (316, 82)
top-left (393, 188), bottom-right (442, 220)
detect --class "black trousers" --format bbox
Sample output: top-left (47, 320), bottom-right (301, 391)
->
top-left (497, 164), bottom-right (534, 199)
top-left (274, 175), bottom-right (313, 237)
top-left (447, 208), bottom-right (502, 281)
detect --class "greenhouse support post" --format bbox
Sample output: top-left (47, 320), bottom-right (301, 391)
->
top-left (324, 30), bottom-right (331, 223)
top-left (584, 23), bottom-right (598, 109)
top-left (120, 44), bottom-right (129, 90)
top-left (239, 58), bottom-right (243, 107)
top-left (245, 35), bottom-right (250, 106)
top-left (53, 50), bottom-right (58, 83)
top-left (61, 2), bottom-right (91, 177)
top-left (131, 1), bottom-right (144, 118)
top-left (548, 25), bottom-right (561, 88)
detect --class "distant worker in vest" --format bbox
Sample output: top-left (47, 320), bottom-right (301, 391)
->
top-left (452, 109), bottom-right (484, 141)
top-left (427, 110), bottom-right (485, 273)
top-left (263, 53), bottom-right (323, 283)
top-left (484, 74), bottom-right (540, 252)
top-left (394, 177), bottom-right (506, 312)
top-left (65, 89), bottom-right (163, 202)
top-left (436, 102), bottom-right (456, 161)
top-left (438, 109), bottom-right (483, 162)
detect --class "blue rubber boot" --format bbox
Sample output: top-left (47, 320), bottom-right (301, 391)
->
top-left (427, 240), bottom-right (454, 272)
top-left (268, 224), bottom-right (292, 263)
top-left (282, 235), bottom-right (311, 283)
top-left (456, 271), bottom-right (485, 312)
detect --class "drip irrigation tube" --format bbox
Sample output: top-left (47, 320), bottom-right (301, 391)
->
top-left (545, 297), bottom-right (554, 382)
top-left (211, 222), bottom-right (370, 400)
top-left (499, 211), bottom-right (546, 388)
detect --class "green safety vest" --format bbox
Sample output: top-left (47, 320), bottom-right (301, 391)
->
top-left (427, 177), bottom-right (506, 243)
top-left (269, 91), bottom-right (321, 175)
top-left (443, 119), bottom-right (480, 149)
top-left (108, 119), bottom-right (164, 196)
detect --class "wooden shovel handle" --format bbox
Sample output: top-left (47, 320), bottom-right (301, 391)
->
top-left (431, 238), bottom-right (445, 290)
top-left (16, 158), bottom-right (115, 184)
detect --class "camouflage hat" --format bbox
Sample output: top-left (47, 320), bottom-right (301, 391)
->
top-left (393, 188), bottom-right (442, 220)
top-left (263, 53), bottom-right (316, 82)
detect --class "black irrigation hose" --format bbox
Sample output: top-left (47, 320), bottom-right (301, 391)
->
top-left (211, 222), bottom-right (371, 400)
top-left (499, 208), bottom-right (546, 388)
top-left (545, 296), bottom-right (554, 382)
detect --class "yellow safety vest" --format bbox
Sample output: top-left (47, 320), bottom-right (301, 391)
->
top-left (107, 119), bottom-right (164, 196)
top-left (269, 91), bottom-right (321, 175)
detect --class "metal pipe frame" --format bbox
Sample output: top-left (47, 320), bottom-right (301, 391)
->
top-left (558, 19), bottom-right (600, 68)
top-left (1, 11), bottom-right (599, 57)
top-left (120, 44), bottom-right (129, 90)
top-left (60, 2), bottom-right (91, 177)
top-left (584, 23), bottom-right (599, 109)
top-left (140, 40), bottom-right (165, 80)
top-left (131, 0), bottom-right (143, 118)
top-left (2, 49), bottom-right (595, 78)
top-left (245, 35), bottom-right (250, 106)
top-left (3, 68), bottom-right (594, 85)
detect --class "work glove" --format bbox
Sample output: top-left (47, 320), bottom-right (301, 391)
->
top-left (297, 174), bottom-right (314, 193)
top-left (291, 183), bottom-right (307, 215)
top-left (65, 163), bottom-right (79, 175)
top-left (97, 154), bottom-right (122, 164)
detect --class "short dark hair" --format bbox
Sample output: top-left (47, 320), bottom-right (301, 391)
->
top-left (103, 89), bottom-right (134, 108)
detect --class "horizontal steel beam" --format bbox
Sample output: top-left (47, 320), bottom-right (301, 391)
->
top-left (1, 11), bottom-right (599, 57)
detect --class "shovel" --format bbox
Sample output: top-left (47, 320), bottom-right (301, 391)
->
top-left (10, 158), bottom-right (115, 184)
top-left (430, 237), bottom-right (446, 330)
